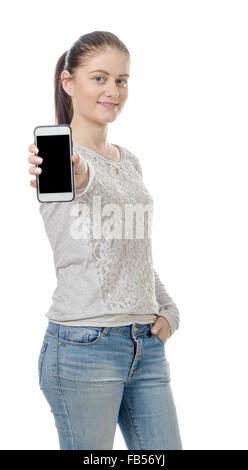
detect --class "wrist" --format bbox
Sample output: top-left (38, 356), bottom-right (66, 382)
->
top-left (158, 315), bottom-right (172, 338)
top-left (77, 162), bottom-right (89, 192)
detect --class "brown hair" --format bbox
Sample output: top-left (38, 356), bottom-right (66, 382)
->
top-left (54, 31), bottom-right (130, 125)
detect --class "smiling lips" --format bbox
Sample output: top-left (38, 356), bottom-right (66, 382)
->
top-left (97, 102), bottom-right (118, 108)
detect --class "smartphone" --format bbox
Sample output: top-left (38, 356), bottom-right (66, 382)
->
top-left (33, 124), bottom-right (75, 203)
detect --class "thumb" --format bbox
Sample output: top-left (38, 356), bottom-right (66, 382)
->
top-left (151, 316), bottom-right (165, 333)
top-left (72, 153), bottom-right (87, 175)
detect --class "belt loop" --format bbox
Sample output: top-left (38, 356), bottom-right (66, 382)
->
top-left (102, 327), bottom-right (108, 336)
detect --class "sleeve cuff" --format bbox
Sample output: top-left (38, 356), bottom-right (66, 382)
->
top-left (154, 268), bottom-right (180, 337)
top-left (75, 158), bottom-right (95, 198)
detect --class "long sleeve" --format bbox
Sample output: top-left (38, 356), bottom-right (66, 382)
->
top-left (154, 268), bottom-right (180, 336)
top-left (130, 152), bottom-right (181, 336)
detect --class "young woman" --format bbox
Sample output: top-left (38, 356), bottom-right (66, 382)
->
top-left (27, 31), bottom-right (183, 450)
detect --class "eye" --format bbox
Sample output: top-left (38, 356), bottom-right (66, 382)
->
top-left (94, 76), bottom-right (127, 86)
top-left (94, 76), bottom-right (104, 83)
top-left (119, 79), bottom-right (128, 86)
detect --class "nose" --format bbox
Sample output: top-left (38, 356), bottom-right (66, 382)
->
top-left (105, 82), bottom-right (120, 97)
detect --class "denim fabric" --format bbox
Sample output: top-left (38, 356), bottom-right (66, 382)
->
top-left (38, 321), bottom-right (183, 450)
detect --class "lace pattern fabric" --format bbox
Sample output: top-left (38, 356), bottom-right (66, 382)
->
top-left (73, 143), bottom-right (158, 313)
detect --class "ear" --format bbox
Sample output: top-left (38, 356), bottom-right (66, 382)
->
top-left (61, 70), bottom-right (74, 97)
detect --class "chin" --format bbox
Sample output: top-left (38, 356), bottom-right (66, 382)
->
top-left (92, 115), bottom-right (117, 125)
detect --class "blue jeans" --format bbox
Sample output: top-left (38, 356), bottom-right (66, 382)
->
top-left (38, 321), bottom-right (183, 450)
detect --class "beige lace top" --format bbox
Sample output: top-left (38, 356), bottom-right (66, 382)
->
top-left (38, 142), bottom-right (180, 335)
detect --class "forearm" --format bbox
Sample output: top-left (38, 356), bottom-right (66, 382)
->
top-left (154, 268), bottom-right (180, 336)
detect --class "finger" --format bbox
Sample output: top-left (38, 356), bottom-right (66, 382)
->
top-left (30, 179), bottom-right (37, 187)
top-left (29, 166), bottom-right (42, 175)
top-left (158, 316), bottom-right (171, 330)
top-left (151, 316), bottom-right (166, 333)
top-left (28, 143), bottom-right (39, 154)
top-left (27, 155), bottom-right (43, 164)
top-left (71, 153), bottom-right (80, 162)
top-left (72, 153), bottom-right (81, 168)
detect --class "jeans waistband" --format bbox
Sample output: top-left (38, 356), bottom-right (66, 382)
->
top-left (47, 320), bottom-right (154, 339)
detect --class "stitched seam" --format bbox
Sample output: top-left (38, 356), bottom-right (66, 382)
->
top-left (130, 338), bottom-right (143, 374)
top-left (55, 339), bottom-right (76, 449)
top-left (122, 396), bottom-right (143, 449)
top-left (46, 329), bottom-right (57, 337)
top-left (58, 330), bottom-right (104, 346)
top-left (39, 342), bottom-right (48, 386)
top-left (136, 337), bottom-right (143, 372)
top-left (153, 333), bottom-right (165, 346)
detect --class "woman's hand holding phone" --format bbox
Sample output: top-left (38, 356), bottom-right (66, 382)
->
top-left (27, 143), bottom-right (89, 192)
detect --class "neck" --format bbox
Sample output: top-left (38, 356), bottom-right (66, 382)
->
top-left (70, 115), bottom-right (109, 152)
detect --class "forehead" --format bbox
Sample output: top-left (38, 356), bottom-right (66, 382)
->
top-left (80, 49), bottom-right (130, 74)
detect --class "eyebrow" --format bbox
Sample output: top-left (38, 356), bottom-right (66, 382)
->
top-left (88, 69), bottom-right (130, 77)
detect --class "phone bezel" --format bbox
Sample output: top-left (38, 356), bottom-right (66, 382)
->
top-left (33, 124), bottom-right (75, 203)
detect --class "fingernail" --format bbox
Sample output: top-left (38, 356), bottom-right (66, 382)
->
top-left (152, 328), bottom-right (157, 333)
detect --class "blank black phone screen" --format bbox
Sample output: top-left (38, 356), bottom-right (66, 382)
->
top-left (37, 134), bottom-right (72, 193)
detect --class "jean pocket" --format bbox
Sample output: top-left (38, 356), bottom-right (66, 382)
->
top-left (152, 333), bottom-right (165, 346)
top-left (38, 340), bottom-right (48, 386)
top-left (62, 326), bottom-right (104, 346)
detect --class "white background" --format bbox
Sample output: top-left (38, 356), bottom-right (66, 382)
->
top-left (1, 0), bottom-right (247, 450)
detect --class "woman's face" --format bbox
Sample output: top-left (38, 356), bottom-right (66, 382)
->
top-left (62, 47), bottom-right (130, 125)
